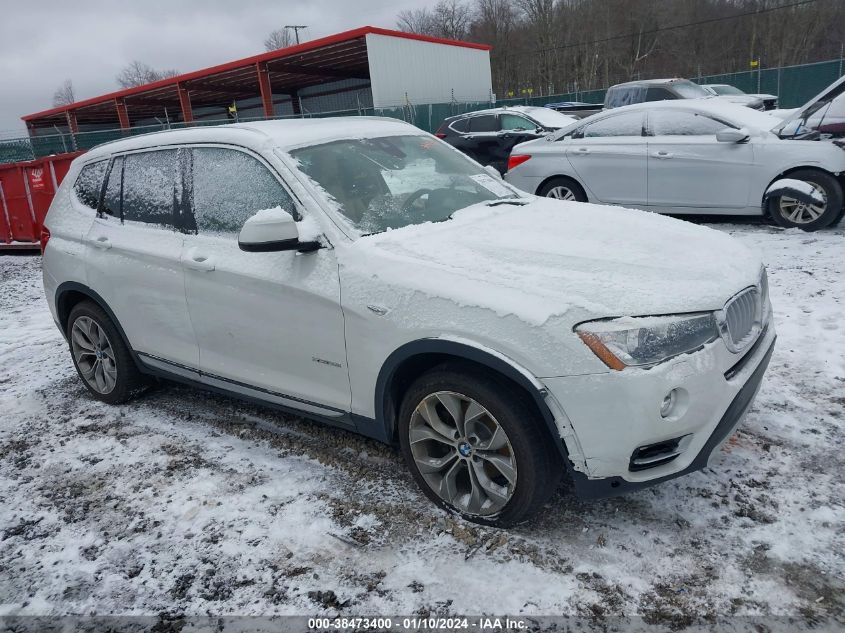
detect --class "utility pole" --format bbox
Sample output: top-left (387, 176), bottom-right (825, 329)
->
top-left (285, 25), bottom-right (307, 45)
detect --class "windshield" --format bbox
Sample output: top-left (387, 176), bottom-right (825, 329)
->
top-left (289, 135), bottom-right (521, 235)
top-left (672, 80), bottom-right (711, 99)
top-left (709, 85), bottom-right (744, 96)
top-left (520, 107), bottom-right (576, 128)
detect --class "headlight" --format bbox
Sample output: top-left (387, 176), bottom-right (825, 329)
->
top-left (576, 313), bottom-right (719, 370)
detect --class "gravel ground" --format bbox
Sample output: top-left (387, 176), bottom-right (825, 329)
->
top-left (0, 222), bottom-right (843, 630)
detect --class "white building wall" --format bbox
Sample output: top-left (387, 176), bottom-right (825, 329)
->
top-left (365, 33), bottom-right (493, 108)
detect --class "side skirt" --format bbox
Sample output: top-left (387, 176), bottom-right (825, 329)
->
top-left (135, 352), bottom-right (383, 441)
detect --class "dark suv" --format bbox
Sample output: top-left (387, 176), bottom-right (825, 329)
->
top-left (435, 106), bottom-right (576, 173)
top-left (604, 78), bottom-right (712, 109)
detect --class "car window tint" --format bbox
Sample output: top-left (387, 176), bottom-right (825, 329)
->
top-left (583, 113), bottom-right (643, 137)
top-left (73, 161), bottom-right (108, 210)
top-left (101, 156), bottom-right (123, 217)
top-left (646, 87), bottom-right (678, 102)
top-left (469, 115), bottom-right (497, 133)
top-left (605, 86), bottom-right (645, 108)
top-left (450, 118), bottom-right (469, 133)
top-left (650, 111), bottom-right (727, 136)
top-left (191, 147), bottom-right (295, 235)
top-left (122, 150), bottom-right (178, 227)
top-left (500, 114), bottom-right (534, 131)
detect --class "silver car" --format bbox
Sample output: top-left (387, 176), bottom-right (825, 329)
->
top-left (505, 100), bottom-right (845, 230)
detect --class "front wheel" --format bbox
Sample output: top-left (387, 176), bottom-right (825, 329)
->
top-left (767, 169), bottom-right (843, 231)
top-left (398, 364), bottom-right (562, 527)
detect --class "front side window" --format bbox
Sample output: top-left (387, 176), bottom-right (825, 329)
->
top-left (290, 134), bottom-right (520, 235)
top-left (646, 87), bottom-right (678, 102)
top-left (500, 114), bottom-right (534, 131)
top-left (649, 111), bottom-right (727, 136)
top-left (582, 113), bottom-right (644, 138)
top-left (469, 115), bottom-right (497, 133)
top-left (122, 150), bottom-right (178, 227)
top-left (73, 160), bottom-right (108, 210)
top-left (669, 80), bottom-right (711, 99)
top-left (190, 147), bottom-right (295, 235)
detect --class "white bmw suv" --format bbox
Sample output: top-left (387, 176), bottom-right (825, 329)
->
top-left (42, 118), bottom-right (775, 526)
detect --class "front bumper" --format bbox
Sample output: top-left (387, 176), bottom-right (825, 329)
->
top-left (542, 324), bottom-right (776, 499)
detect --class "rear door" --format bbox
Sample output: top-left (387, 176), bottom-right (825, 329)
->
top-left (180, 145), bottom-right (350, 414)
top-left (646, 109), bottom-right (755, 210)
top-left (498, 113), bottom-right (545, 171)
top-left (84, 149), bottom-right (198, 369)
top-left (451, 114), bottom-right (502, 168)
top-left (564, 111), bottom-right (648, 205)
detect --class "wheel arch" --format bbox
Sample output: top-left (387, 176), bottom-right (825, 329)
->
top-left (55, 282), bottom-right (138, 364)
top-left (374, 338), bottom-right (569, 462)
top-left (763, 165), bottom-right (844, 205)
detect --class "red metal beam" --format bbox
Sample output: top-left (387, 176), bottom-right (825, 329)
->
top-left (114, 99), bottom-right (130, 129)
top-left (256, 62), bottom-right (274, 118)
top-left (177, 83), bottom-right (193, 123)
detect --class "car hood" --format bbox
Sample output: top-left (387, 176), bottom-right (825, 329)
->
top-left (342, 198), bottom-right (761, 326)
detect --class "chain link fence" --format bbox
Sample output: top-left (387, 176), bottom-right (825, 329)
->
top-left (3, 57), bottom-right (843, 165)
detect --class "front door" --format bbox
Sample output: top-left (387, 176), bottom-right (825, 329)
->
top-left (180, 146), bottom-right (350, 414)
top-left (646, 109), bottom-right (755, 210)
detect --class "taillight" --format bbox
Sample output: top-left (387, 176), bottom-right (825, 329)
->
top-left (40, 226), bottom-right (50, 255)
top-left (507, 154), bottom-right (531, 171)
top-left (435, 133), bottom-right (447, 139)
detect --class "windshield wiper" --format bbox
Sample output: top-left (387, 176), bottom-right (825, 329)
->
top-left (485, 197), bottom-right (528, 207)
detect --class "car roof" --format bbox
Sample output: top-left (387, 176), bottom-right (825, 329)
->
top-left (609, 78), bottom-right (691, 89)
top-left (80, 117), bottom-right (422, 160)
top-left (571, 99), bottom-right (781, 131)
top-left (446, 105), bottom-right (550, 120)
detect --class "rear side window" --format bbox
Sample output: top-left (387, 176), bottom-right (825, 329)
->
top-left (121, 150), bottom-right (178, 227)
top-left (449, 118), bottom-right (469, 133)
top-left (73, 161), bottom-right (108, 209)
top-left (646, 87), bottom-right (678, 102)
top-left (101, 156), bottom-right (123, 217)
top-left (649, 111), bottom-right (727, 136)
top-left (190, 147), bottom-right (295, 235)
top-left (605, 86), bottom-right (645, 109)
top-left (469, 115), bottom-right (497, 133)
top-left (582, 113), bottom-right (644, 137)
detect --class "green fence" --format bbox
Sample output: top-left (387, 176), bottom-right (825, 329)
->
top-left (3, 57), bottom-right (842, 165)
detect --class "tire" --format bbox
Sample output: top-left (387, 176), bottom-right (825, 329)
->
top-left (767, 169), bottom-right (843, 231)
top-left (398, 363), bottom-right (562, 527)
top-left (67, 301), bottom-right (147, 404)
top-left (538, 176), bottom-right (587, 202)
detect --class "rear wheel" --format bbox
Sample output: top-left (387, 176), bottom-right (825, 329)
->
top-left (398, 363), bottom-right (562, 527)
top-left (767, 169), bottom-right (843, 231)
top-left (68, 301), bottom-right (147, 404)
top-left (538, 176), bottom-right (587, 202)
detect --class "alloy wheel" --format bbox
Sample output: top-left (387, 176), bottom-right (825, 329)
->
top-left (408, 391), bottom-right (517, 516)
top-left (779, 182), bottom-right (828, 225)
top-left (546, 185), bottom-right (576, 201)
top-left (70, 316), bottom-right (117, 394)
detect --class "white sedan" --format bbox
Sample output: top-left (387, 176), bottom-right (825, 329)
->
top-left (505, 100), bottom-right (845, 230)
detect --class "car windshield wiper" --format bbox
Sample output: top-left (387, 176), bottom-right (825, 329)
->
top-left (485, 197), bottom-right (528, 207)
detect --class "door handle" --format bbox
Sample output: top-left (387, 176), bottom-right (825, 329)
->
top-left (182, 252), bottom-right (216, 271)
top-left (574, 147), bottom-right (590, 153)
top-left (92, 236), bottom-right (111, 250)
top-left (652, 151), bottom-right (674, 159)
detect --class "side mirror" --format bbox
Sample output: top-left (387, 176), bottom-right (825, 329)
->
top-left (716, 127), bottom-right (750, 143)
top-left (484, 164), bottom-right (503, 180)
top-left (238, 207), bottom-right (321, 253)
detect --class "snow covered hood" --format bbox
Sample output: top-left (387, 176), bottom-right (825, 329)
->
top-left (342, 198), bottom-right (762, 326)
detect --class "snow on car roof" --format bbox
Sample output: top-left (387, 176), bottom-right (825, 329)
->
top-left (82, 117), bottom-right (424, 159)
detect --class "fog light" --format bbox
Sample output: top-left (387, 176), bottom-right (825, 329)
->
top-left (660, 389), bottom-right (678, 418)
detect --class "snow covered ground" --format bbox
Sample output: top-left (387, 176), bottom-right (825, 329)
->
top-left (0, 221), bottom-right (843, 629)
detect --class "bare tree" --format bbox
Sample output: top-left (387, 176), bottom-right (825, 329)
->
top-left (52, 79), bottom-right (76, 106)
top-left (116, 61), bottom-right (179, 89)
top-left (397, 7), bottom-right (437, 35)
top-left (264, 28), bottom-right (295, 51)
top-left (399, 0), bottom-right (472, 39)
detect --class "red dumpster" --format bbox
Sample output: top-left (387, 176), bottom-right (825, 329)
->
top-left (0, 151), bottom-right (84, 251)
